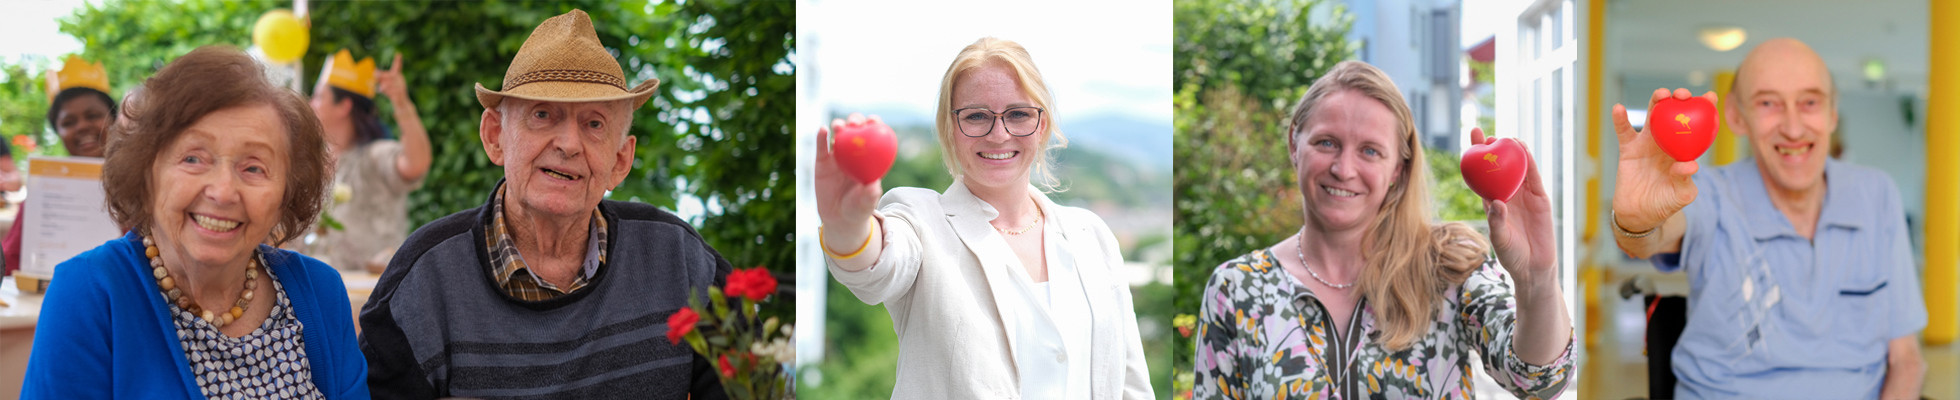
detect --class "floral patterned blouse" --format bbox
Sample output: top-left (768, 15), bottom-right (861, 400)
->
top-left (1193, 249), bottom-right (1575, 399)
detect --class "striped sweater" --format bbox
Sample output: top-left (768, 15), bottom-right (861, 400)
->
top-left (359, 185), bottom-right (731, 399)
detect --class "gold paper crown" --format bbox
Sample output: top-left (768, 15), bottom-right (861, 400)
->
top-left (47, 55), bottom-right (109, 102)
top-left (320, 49), bottom-right (375, 98)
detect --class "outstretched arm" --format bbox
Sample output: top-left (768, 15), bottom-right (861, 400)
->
top-left (376, 54), bottom-right (432, 182)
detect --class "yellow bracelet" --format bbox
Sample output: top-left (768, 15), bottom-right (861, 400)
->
top-left (820, 216), bottom-right (876, 260)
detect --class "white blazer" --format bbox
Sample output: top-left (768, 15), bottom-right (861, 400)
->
top-left (828, 180), bottom-right (1154, 399)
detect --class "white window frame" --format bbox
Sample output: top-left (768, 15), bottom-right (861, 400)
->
top-left (1492, 0), bottom-right (1586, 397)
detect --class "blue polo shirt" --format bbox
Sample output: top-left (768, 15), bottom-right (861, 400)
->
top-left (1651, 159), bottom-right (1926, 399)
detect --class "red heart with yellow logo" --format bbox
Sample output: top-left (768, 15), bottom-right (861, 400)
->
top-left (1460, 137), bottom-right (1528, 202)
top-left (831, 118), bottom-right (897, 184)
top-left (1647, 97), bottom-right (1718, 162)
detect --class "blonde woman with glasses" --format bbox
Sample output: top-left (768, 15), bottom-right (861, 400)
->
top-left (814, 37), bottom-right (1153, 399)
top-left (1192, 60), bottom-right (1576, 399)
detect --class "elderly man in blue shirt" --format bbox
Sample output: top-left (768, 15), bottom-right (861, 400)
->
top-left (1608, 37), bottom-right (1927, 399)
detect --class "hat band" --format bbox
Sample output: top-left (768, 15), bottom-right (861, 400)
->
top-left (505, 69), bottom-right (627, 91)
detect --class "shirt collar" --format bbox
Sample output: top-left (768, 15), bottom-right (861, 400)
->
top-left (487, 184), bottom-right (608, 291)
top-left (1735, 158), bottom-right (1862, 241)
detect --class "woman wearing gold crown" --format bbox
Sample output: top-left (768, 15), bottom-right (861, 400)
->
top-left (305, 49), bottom-right (432, 273)
top-left (3, 55), bottom-right (119, 277)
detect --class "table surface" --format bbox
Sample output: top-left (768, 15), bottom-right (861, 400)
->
top-left (0, 276), bottom-right (41, 331)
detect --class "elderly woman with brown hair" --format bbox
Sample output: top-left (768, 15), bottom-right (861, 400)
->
top-left (21, 46), bottom-right (368, 399)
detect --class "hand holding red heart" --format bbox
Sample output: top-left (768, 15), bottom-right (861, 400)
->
top-left (1463, 128), bottom-right (1558, 291)
top-left (1611, 88), bottom-right (1714, 235)
top-left (815, 113), bottom-right (894, 253)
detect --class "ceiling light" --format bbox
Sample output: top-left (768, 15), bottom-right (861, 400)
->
top-left (1699, 27), bottom-right (1747, 52)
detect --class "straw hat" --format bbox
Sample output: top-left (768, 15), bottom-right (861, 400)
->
top-left (475, 10), bottom-right (659, 110)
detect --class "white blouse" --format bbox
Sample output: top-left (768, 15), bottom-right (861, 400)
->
top-left (1008, 215), bottom-right (1092, 399)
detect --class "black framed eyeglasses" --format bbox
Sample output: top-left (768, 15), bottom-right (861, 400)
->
top-left (952, 106), bottom-right (1044, 137)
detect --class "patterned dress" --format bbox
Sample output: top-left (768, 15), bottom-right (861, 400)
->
top-left (1193, 249), bottom-right (1574, 399)
top-left (169, 259), bottom-right (324, 399)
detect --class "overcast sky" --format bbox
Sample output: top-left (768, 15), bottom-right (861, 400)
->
top-left (799, 0), bottom-right (1173, 126)
top-left (0, 0), bottom-right (89, 66)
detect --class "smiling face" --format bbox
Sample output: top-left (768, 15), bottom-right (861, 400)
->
top-left (949, 62), bottom-right (1046, 193)
top-left (480, 98), bottom-right (636, 220)
top-left (148, 104), bottom-right (289, 269)
top-left (1729, 38), bottom-right (1838, 195)
top-left (1291, 89), bottom-right (1404, 233)
top-left (55, 92), bottom-right (112, 158)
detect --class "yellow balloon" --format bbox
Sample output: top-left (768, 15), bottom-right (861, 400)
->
top-left (253, 9), bottom-right (308, 63)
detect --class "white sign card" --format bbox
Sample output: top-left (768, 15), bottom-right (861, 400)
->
top-left (17, 156), bottom-right (120, 280)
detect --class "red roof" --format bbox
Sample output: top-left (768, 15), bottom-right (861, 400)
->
top-left (1467, 36), bottom-right (1495, 63)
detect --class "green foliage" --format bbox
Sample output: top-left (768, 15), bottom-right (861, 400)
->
top-left (876, 122), bottom-right (956, 193)
top-left (55, 1), bottom-right (793, 310)
top-left (0, 62), bottom-right (55, 162)
top-left (1427, 148), bottom-right (1488, 223)
top-left (1170, 0), bottom-right (1355, 388)
top-left (799, 279), bottom-right (901, 398)
top-left (1130, 281), bottom-right (1177, 397)
top-left (1174, 0), bottom-right (1357, 112)
top-left (1470, 58), bottom-right (1496, 136)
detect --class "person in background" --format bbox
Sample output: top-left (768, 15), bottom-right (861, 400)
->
top-left (306, 49), bottom-right (431, 273)
top-left (0, 134), bottom-right (19, 195)
top-left (4, 55), bottom-right (118, 277)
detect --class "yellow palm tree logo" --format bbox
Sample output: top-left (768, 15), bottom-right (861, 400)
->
top-left (1675, 114), bottom-right (1692, 134)
top-left (1483, 153), bottom-right (1501, 172)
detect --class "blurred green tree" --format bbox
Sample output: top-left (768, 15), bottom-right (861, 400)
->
top-left (0, 61), bottom-right (59, 162)
top-left (1428, 148), bottom-right (1489, 223)
top-left (52, 0), bottom-right (793, 311)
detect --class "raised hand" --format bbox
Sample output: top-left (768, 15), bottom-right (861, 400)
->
top-left (1473, 128), bottom-right (1555, 291)
top-left (815, 113), bottom-right (887, 256)
top-left (376, 54), bottom-right (408, 103)
top-left (1610, 88), bottom-right (1713, 234)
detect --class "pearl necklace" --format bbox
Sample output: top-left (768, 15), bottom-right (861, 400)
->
top-left (145, 235), bottom-right (259, 328)
top-left (1297, 229), bottom-right (1354, 289)
top-left (997, 212), bottom-right (1043, 235)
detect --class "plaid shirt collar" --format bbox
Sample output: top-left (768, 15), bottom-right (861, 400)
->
top-left (485, 184), bottom-right (609, 301)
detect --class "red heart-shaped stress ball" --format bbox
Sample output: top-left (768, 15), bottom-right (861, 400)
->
top-left (1646, 96), bottom-right (1718, 162)
top-left (1460, 137), bottom-right (1529, 202)
top-left (831, 118), bottom-right (898, 184)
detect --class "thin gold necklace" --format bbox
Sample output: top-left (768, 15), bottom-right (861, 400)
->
top-left (996, 201), bottom-right (1045, 235)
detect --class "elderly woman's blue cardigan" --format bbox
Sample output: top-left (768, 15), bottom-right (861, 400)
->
top-left (20, 231), bottom-right (369, 399)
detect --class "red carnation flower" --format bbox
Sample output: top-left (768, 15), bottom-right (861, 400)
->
top-left (725, 267), bottom-right (779, 301)
top-left (666, 307), bottom-right (699, 345)
top-left (718, 354), bottom-right (736, 377)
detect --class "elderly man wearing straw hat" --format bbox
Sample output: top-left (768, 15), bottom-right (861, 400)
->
top-left (358, 10), bottom-right (732, 398)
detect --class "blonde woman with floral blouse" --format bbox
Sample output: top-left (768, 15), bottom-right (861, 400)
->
top-left (1193, 60), bottom-right (1576, 399)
